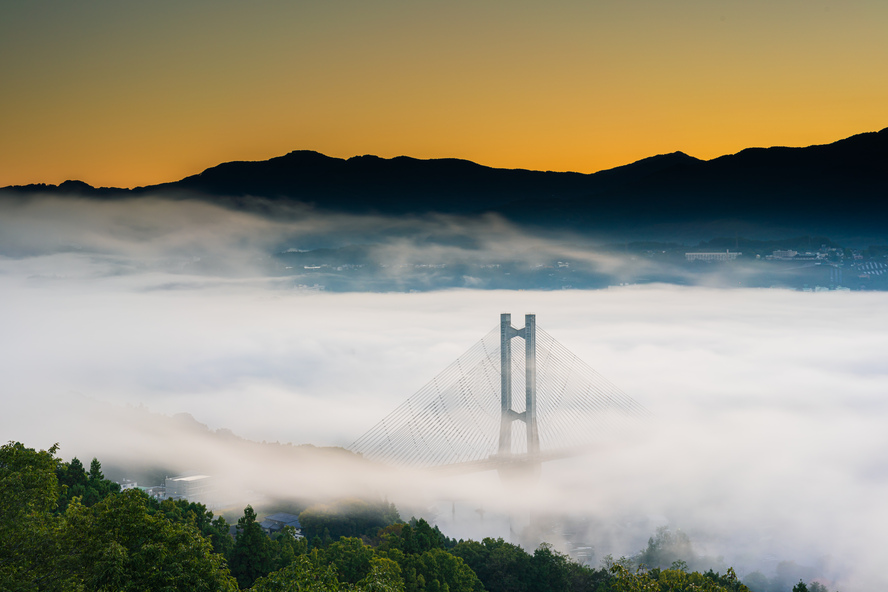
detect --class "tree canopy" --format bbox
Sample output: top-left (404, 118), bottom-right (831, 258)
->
top-left (1, 440), bottom-right (796, 592)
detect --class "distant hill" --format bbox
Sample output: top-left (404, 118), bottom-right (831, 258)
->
top-left (4, 127), bottom-right (886, 238)
top-left (506, 127), bottom-right (888, 236)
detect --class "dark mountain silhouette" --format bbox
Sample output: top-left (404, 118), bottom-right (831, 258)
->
top-left (4, 127), bottom-right (886, 238)
top-left (497, 128), bottom-right (888, 237)
top-left (146, 152), bottom-right (595, 214)
top-left (4, 179), bottom-right (124, 199)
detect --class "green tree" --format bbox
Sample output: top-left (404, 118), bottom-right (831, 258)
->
top-left (56, 456), bottom-right (88, 512)
top-left (398, 519), bottom-right (449, 555)
top-left (231, 505), bottom-right (276, 588)
top-left (300, 499), bottom-right (401, 542)
top-left (382, 547), bottom-right (482, 592)
top-left (249, 556), bottom-right (345, 592)
top-left (57, 455), bottom-right (120, 511)
top-left (530, 543), bottom-right (570, 592)
top-left (702, 569), bottom-right (752, 592)
top-left (412, 547), bottom-right (483, 592)
top-left (564, 560), bottom-right (612, 592)
top-left (451, 538), bottom-right (533, 592)
top-left (88, 458), bottom-right (105, 481)
top-left (608, 564), bottom-right (752, 592)
top-left (60, 457), bottom-right (88, 489)
top-left (250, 554), bottom-right (404, 592)
top-left (62, 489), bottom-right (238, 591)
top-left (271, 526), bottom-right (308, 572)
top-left (358, 557), bottom-right (405, 592)
top-left (146, 496), bottom-right (234, 557)
top-left (322, 536), bottom-right (376, 583)
top-left (0, 441), bottom-right (72, 591)
top-left (376, 524), bottom-right (407, 553)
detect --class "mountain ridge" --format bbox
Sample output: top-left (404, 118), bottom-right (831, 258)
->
top-left (4, 127), bottom-right (886, 239)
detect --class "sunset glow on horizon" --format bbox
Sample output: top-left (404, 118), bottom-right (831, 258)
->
top-left (2, 0), bottom-right (886, 188)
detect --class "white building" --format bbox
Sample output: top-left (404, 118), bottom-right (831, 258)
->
top-left (117, 478), bottom-right (138, 491)
top-left (164, 474), bottom-right (213, 503)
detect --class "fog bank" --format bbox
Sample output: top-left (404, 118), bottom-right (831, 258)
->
top-left (1, 194), bottom-right (886, 588)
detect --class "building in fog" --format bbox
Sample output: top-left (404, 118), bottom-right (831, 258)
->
top-left (260, 513), bottom-right (304, 538)
top-left (685, 250), bottom-right (741, 262)
top-left (116, 478), bottom-right (138, 491)
top-left (164, 474), bottom-right (213, 503)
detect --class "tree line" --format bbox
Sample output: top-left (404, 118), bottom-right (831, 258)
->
top-left (1, 441), bottom-right (823, 592)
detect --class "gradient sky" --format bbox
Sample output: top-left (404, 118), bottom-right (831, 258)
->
top-left (2, 0), bottom-right (886, 188)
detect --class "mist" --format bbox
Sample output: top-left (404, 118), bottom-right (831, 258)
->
top-left (1, 194), bottom-right (886, 588)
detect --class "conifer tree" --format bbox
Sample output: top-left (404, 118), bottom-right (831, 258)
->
top-left (230, 505), bottom-right (275, 588)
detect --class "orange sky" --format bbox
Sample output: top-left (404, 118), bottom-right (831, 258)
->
top-left (1, 1), bottom-right (886, 188)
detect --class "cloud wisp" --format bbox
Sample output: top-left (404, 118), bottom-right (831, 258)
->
top-left (0, 192), bottom-right (789, 292)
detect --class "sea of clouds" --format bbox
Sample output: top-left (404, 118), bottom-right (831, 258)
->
top-left (1, 194), bottom-right (886, 588)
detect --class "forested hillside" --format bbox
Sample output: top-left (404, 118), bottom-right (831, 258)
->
top-left (1, 442), bottom-right (823, 592)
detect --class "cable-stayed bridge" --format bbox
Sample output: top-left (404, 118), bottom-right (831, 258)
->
top-left (350, 314), bottom-right (648, 479)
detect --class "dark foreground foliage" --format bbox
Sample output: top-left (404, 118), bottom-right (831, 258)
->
top-left (2, 441), bottom-right (819, 592)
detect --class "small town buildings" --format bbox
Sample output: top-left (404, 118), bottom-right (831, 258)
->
top-left (260, 512), bottom-right (303, 538)
top-left (685, 250), bottom-right (741, 262)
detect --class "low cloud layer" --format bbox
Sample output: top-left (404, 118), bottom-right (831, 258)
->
top-left (1, 193), bottom-right (819, 292)
top-left (1, 194), bottom-right (886, 588)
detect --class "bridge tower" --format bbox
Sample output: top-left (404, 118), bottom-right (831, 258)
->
top-left (498, 313), bottom-right (541, 482)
